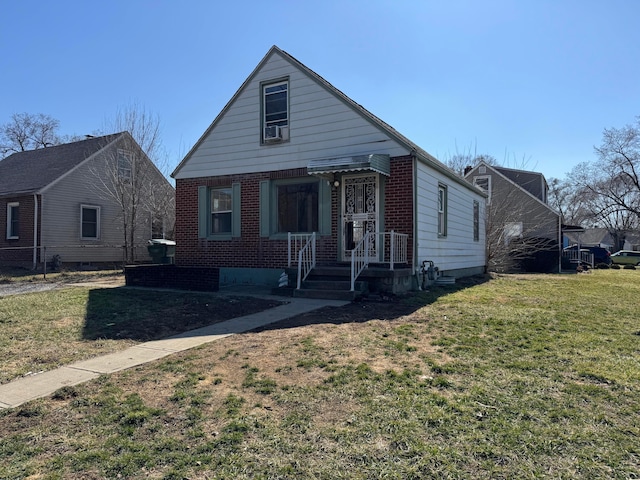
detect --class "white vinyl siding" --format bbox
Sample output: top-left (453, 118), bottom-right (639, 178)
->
top-left (415, 161), bottom-right (486, 272)
top-left (175, 50), bottom-right (409, 179)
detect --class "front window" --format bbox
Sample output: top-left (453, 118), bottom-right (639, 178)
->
top-left (211, 188), bottom-right (232, 235)
top-left (6, 202), bottom-right (19, 239)
top-left (438, 185), bottom-right (447, 237)
top-left (277, 182), bottom-right (318, 233)
top-left (81, 205), bottom-right (100, 240)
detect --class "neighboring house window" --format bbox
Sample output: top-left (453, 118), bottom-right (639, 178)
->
top-left (473, 201), bottom-right (480, 242)
top-left (81, 205), bottom-right (101, 240)
top-left (211, 188), bottom-right (232, 234)
top-left (117, 149), bottom-right (133, 180)
top-left (262, 80), bottom-right (288, 142)
top-left (197, 184), bottom-right (241, 239)
top-left (473, 175), bottom-right (491, 204)
top-left (504, 222), bottom-right (523, 245)
top-left (438, 185), bottom-right (447, 237)
top-left (6, 202), bottom-right (19, 239)
top-left (277, 182), bottom-right (319, 233)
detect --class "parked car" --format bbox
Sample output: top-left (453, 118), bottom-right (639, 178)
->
top-left (610, 250), bottom-right (640, 266)
top-left (563, 245), bottom-right (611, 265)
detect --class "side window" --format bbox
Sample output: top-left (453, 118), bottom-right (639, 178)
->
top-left (81, 205), bottom-right (101, 240)
top-left (6, 202), bottom-right (19, 239)
top-left (473, 200), bottom-right (480, 241)
top-left (504, 222), bottom-right (523, 245)
top-left (438, 185), bottom-right (447, 237)
top-left (262, 80), bottom-right (288, 143)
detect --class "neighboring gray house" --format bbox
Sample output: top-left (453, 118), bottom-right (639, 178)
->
top-left (0, 132), bottom-right (175, 268)
top-left (465, 162), bottom-right (561, 272)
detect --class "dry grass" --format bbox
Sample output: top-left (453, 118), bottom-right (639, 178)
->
top-left (0, 273), bottom-right (282, 384)
top-left (1, 270), bottom-right (639, 479)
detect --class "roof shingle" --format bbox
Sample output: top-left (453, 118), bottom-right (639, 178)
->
top-left (0, 133), bottom-right (123, 196)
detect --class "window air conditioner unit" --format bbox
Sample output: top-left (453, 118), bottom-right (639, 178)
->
top-left (264, 125), bottom-right (282, 142)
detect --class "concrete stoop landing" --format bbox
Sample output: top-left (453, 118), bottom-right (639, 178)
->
top-left (273, 265), bottom-right (414, 301)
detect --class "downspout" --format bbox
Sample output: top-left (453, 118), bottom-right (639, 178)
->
top-left (558, 215), bottom-right (562, 273)
top-left (32, 193), bottom-right (38, 270)
top-left (412, 154), bottom-right (420, 289)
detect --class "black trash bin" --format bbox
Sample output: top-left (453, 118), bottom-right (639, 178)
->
top-left (147, 239), bottom-right (176, 264)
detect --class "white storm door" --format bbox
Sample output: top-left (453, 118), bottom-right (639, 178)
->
top-left (342, 173), bottom-right (379, 262)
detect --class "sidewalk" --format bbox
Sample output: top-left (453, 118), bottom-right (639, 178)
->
top-left (0, 287), bottom-right (348, 409)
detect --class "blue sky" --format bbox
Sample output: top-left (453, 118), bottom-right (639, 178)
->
top-left (2, 0), bottom-right (639, 180)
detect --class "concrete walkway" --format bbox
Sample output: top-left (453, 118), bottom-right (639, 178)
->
top-left (0, 287), bottom-right (348, 410)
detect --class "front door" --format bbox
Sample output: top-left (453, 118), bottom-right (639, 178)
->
top-left (341, 173), bottom-right (379, 262)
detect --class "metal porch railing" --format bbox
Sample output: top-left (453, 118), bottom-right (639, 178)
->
top-left (288, 232), bottom-right (316, 290)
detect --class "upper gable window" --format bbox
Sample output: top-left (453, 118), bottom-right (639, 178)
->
top-left (473, 175), bottom-right (491, 204)
top-left (262, 80), bottom-right (288, 143)
top-left (117, 149), bottom-right (133, 180)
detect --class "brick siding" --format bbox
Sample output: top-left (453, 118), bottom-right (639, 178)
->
top-left (0, 195), bottom-right (41, 265)
top-left (384, 156), bottom-right (414, 266)
top-left (175, 157), bottom-right (414, 269)
top-left (124, 264), bottom-right (219, 291)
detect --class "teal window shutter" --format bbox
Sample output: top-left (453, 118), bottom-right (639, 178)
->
top-left (319, 179), bottom-right (331, 235)
top-left (232, 183), bottom-right (241, 237)
top-left (259, 180), bottom-right (270, 237)
top-left (198, 186), bottom-right (208, 238)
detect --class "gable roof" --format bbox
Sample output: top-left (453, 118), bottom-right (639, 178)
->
top-left (493, 165), bottom-right (548, 202)
top-left (465, 161), bottom-right (559, 217)
top-left (564, 227), bottom-right (614, 246)
top-left (0, 133), bottom-right (123, 196)
top-left (172, 46), bottom-right (477, 193)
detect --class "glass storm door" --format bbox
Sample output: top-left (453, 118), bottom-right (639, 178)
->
top-left (342, 174), bottom-right (379, 262)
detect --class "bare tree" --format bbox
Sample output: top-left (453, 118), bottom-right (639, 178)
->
top-left (443, 149), bottom-right (498, 176)
top-left (567, 119), bottom-right (640, 251)
top-left (88, 103), bottom-right (175, 262)
top-left (485, 191), bottom-right (560, 273)
top-left (0, 113), bottom-right (62, 157)
top-left (547, 176), bottom-right (592, 226)
top-left (89, 132), bottom-right (175, 263)
top-left (580, 118), bottom-right (640, 219)
top-left (103, 101), bottom-right (172, 178)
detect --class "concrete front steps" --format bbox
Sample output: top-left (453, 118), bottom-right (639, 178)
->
top-left (272, 265), bottom-right (413, 301)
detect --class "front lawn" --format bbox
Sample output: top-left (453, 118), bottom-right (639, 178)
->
top-left (1, 270), bottom-right (639, 478)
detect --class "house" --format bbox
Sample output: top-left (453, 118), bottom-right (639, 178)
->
top-left (563, 227), bottom-right (615, 251)
top-left (171, 46), bottom-right (486, 295)
top-left (0, 132), bottom-right (175, 269)
top-left (464, 162), bottom-right (561, 272)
